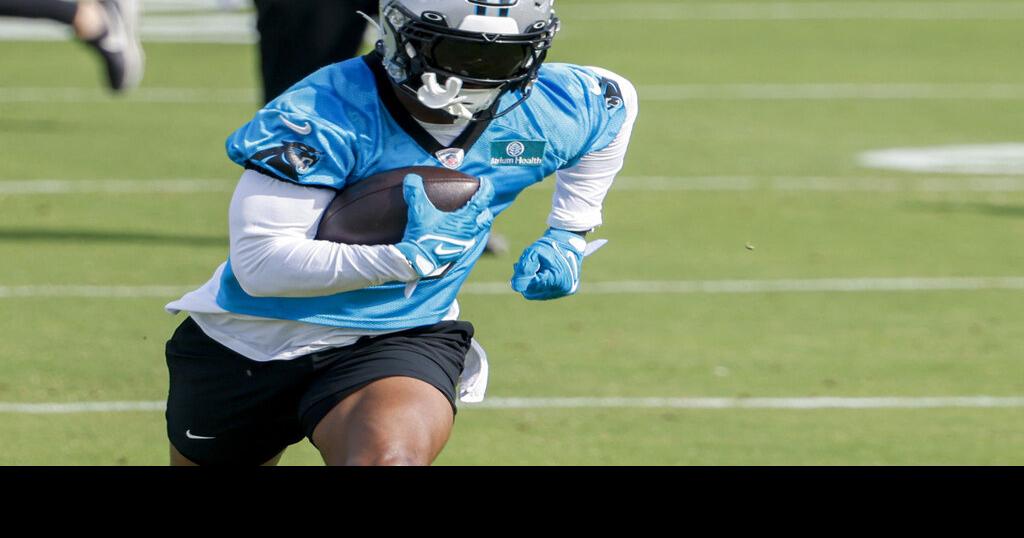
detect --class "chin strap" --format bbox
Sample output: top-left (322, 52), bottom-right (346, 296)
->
top-left (356, 10), bottom-right (382, 36)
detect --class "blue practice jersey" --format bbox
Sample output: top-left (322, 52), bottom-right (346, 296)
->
top-left (216, 53), bottom-right (629, 330)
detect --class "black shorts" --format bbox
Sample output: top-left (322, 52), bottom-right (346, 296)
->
top-left (165, 316), bottom-right (472, 466)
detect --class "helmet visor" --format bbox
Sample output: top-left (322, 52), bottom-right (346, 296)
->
top-left (428, 38), bottom-right (534, 81)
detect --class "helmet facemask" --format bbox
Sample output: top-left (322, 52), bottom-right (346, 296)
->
top-left (378, 1), bottom-right (559, 122)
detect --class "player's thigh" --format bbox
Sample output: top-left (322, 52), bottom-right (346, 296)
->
top-left (311, 376), bottom-right (455, 466)
top-left (301, 321), bottom-right (474, 466)
top-left (165, 317), bottom-right (308, 466)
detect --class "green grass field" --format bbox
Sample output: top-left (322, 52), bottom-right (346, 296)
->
top-left (1, 0), bottom-right (1022, 465)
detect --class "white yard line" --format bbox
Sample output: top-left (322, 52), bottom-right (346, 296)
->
top-left (3, 278), bottom-right (1024, 299)
top-left (465, 396), bottom-right (1024, 410)
top-left (4, 84), bottom-right (1024, 103)
top-left (5, 2), bottom-right (1024, 44)
top-left (140, 0), bottom-right (242, 12)
top-left (3, 396), bottom-right (1023, 414)
top-left (611, 176), bottom-right (1024, 192)
top-left (0, 179), bottom-right (235, 194)
top-left (641, 84), bottom-right (1024, 101)
top-left (462, 277), bottom-right (1024, 295)
top-left (565, 2), bottom-right (1024, 21)
top-left (4, 176), bottom-right (1024, 195)
top-left (0, 401), bottom-right (167, 413)
top-left (0, 13), bottom-right (257, 44)
top-left (0, 87), bottom-right (257, 104)
top-left (0, 286), bottom-right (197, 298)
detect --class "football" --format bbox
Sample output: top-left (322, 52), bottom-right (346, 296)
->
top-left (315, 166), bottom-right (481, 245)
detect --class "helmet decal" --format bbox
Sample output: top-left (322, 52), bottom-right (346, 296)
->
top-left (468, 0), bottom-right (520, 6)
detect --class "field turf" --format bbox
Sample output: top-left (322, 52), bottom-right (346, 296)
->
top-left (0, 0), bottom-right (1022, 465)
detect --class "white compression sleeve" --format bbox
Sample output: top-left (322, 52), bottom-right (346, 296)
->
top-left (547, 68), bottom-right (640, 232)
top-left (228, 169), bottom-right (418, 297)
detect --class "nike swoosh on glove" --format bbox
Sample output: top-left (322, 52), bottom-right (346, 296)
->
top-left (510, 228), bottom-right (606, 301)
top-left (395, 174), bottom-right (495, 278)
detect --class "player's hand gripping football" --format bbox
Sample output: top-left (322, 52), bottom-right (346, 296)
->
top-left (395, 173), bottom-right (495, 282)
top-left (510, 228), bottom-right (608, 301)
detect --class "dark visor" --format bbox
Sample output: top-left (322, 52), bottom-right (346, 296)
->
top-left (428, 38), bottom-right (534, 81)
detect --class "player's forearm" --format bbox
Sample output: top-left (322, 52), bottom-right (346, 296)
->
top-left (228, 170), bottom-right (417, 298)
top-left (548, 150), bottom-right (624, 232)
top-left (231, 237), bottom-right (416, 297)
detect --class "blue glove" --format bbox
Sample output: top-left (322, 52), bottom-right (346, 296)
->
top-left (395, 174), bottom-right (495, 278)
top-left (511, 228), bottom-right (604, 301)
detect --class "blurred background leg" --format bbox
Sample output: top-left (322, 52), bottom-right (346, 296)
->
top-left (253, 0), bottom-right (378, 104)
top-left (0, 0), bottom-right (79, 24)
top-left (0, 0), bottom-right (143, 91)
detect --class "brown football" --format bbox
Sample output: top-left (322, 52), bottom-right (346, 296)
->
top-left (315, 166), bottom-right (480, 245)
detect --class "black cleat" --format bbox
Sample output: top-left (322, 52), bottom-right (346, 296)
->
top-left (85, 0), bottom-right (144, 92)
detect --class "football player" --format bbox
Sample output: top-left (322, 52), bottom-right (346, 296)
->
top-left (164, 0), bottom-right (639, 466)
top-left (0, 0), bottom-right (143, 92)
top-left (250, 0), bottom-right (510, 255)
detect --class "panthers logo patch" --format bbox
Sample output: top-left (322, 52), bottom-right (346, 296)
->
top-left (250, 141), bottom-right (322, 180)
top-left (600, 77), bottom-right (624, 110)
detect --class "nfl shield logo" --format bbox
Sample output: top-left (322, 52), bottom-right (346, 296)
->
top-left (435, 148), bottom-right (465, 170)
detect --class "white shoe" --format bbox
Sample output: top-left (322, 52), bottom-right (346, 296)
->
top-left (87, 0), bottom-right (145, 92)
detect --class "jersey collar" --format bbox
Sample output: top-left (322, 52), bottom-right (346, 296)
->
top-left (362, 52), bottom-right (494, 159)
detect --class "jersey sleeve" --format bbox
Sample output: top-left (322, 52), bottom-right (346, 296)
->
top-left (537, 64), bottom-right (633, 169)
top-left (228, 169), bottom-right (417, 298)
top-left (225, 86), bottom-right (358, 190)
top-left (547, 67), bottom-right (639, 231)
